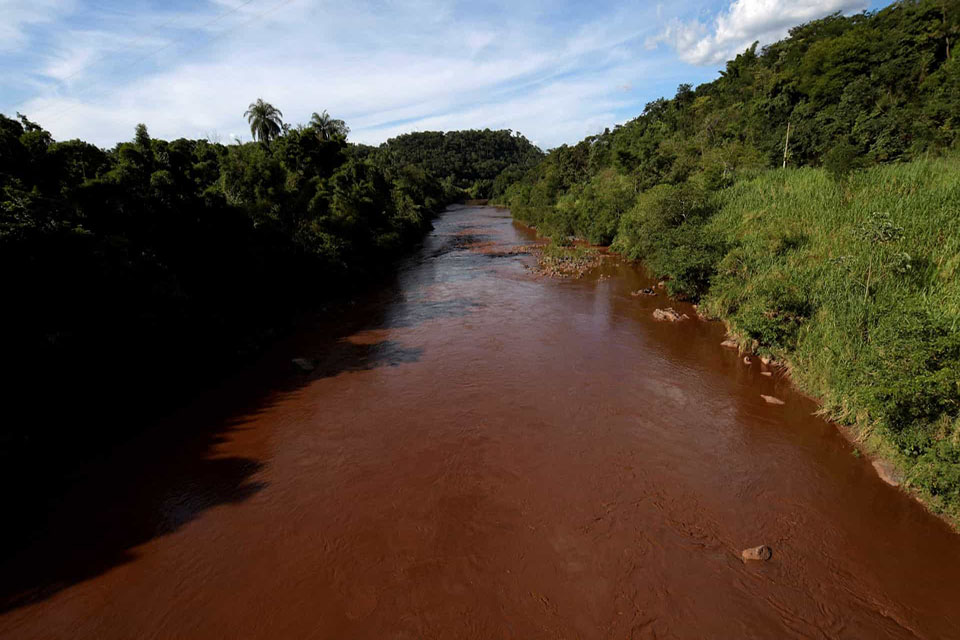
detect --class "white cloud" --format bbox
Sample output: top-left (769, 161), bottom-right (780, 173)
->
top-left (41, 30), bottom-right (169, 85)
top-left (20, 42), bottom-right (646, 149)
top-left (647, 0), bottom-right (867, 66)
top-left (0, 0), bottom-right (76, 52)
top-left (6, 0), bottom-right (708, 148)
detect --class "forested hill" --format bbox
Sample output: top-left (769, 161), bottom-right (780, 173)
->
top-left (369, 129), bottom-right (543, 199)
top-left (497, 0), bottom-right (960, 524)
top-left (501, 0), bottom-right (959, 245)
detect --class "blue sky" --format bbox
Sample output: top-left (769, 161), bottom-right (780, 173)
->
top-left (2, 0), bottom-right (893, 149)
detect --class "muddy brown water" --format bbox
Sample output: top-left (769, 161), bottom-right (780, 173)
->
top-left (2, 205), bottom-right (960, 639)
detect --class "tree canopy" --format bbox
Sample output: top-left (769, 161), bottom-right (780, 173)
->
top-left (373, 129), bottom-right (543, 199)
top-left (245, 98), bottom-right (284, 144)
top-left (310, 110), bottom-right (350, 141)
top-left (0, 105), bottom-right (459, 481)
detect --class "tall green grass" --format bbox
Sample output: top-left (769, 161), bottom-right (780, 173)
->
top-left (697, 158), bottom-right (960, 521)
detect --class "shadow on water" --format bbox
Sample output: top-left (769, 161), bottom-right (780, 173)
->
top-left (0, 382), bottom-right (276, 612)
top-left (312, 339), bottom-right (424, 377)
top-left (0, 270), bottom-right (433, 616)
top-left (0, 206), bottom-right (503, 615)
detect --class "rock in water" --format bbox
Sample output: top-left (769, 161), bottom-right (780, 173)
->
top-left (631, 287), bottom-right (657, 297)
top-left (291, 357), bottom-right (316, 373)
top-left (721, 339), bottom-right (738, 349)
top-left (652, 308), bottom-right (689, 322)
top-left (742, 545), bottom-right (773, 561)
top-left (760, 394), bottom-right (785, 405)
top-left (743, 356), bottom-right (752, 365)
top-left (761, 371), bottom-right (773, 377)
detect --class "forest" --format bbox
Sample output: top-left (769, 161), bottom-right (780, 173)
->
top-left (364, 129), bottom-right (543, 199)
top-left (0, 106), bottom-right (532, 483)
top-left (496, 0), bottom-right (960, 521)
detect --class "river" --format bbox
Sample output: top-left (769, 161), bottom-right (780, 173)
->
top-left (2, 205), bottom-right (959, 639)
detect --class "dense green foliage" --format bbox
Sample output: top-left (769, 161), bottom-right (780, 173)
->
top-left (504, 0), bottom-right (959, 248)
top-left (0, 108), bottom-right (458, 466)
top-left (498, 0), bottom-right (960, 521)
top-left (310, 110), bottom-right (350, 141)
top-left (370, 129), bottom-right (543, 199)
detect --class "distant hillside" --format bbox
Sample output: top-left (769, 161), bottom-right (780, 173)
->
top-left (502, 0), bottom-right (959, 243)
top-left (375, 129), bottom-right (543, 199)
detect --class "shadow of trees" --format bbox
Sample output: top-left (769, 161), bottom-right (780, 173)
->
top-left (0, 283), bottom-right (424, 613)
top-left (0, 208), bottom-right (505, 615)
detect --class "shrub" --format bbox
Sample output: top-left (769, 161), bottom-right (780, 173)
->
top-left (730, 277), bottom-right (815, 350)
top-left (555, 170), bottom-right (635, 244)
top-left (824, 140), bottom-right (863, 181)
top-left (613, 182), bottom-right (722, 299)
top-left (859, 310), bottom-right (960, 435)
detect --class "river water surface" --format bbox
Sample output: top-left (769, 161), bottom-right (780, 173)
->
top-left (2, 205), bottom-right (960, 639)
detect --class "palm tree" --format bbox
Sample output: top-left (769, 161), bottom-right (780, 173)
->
top-left (244, 99), bottom-right (284, 144)
top-left (309, 110), bottom-right (349, 141)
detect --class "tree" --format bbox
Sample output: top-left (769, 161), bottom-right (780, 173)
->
top-left (134, 123), bottom-right (151, 149)
top-left (309, 110), bottom-right (349, 141)
top-left (244, 99), bottom-right (284, 144)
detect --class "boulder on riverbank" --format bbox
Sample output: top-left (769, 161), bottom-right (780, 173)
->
top-left (721, 339), bottom-right (739, 349)
top-left (741, 545), bottom-right (773, 561)
top-left (653, 308), bottom-right (689, 322)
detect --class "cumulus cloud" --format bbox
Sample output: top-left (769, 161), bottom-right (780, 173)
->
top-left (647, 0), bottom-right (867, 66)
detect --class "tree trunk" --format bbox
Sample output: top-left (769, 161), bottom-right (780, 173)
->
top-left (782, 122), bottom-right (791, 169)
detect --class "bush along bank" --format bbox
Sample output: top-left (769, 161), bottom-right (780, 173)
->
top-left (495, 0), bottom-right (960, 524)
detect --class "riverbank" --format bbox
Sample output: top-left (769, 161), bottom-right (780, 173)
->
top-left (506, 156), bottom-right (960, 528)
top-left (699, 160), bottom-right (960, 528)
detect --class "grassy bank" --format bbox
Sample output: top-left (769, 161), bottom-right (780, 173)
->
top-left (540, 156), bottom-right (956, 523)
top-left (694, 158), bottom-right (960, 522)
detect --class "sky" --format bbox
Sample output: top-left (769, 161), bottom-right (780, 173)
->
top-left (1, 0), bottom-right (894, 150)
